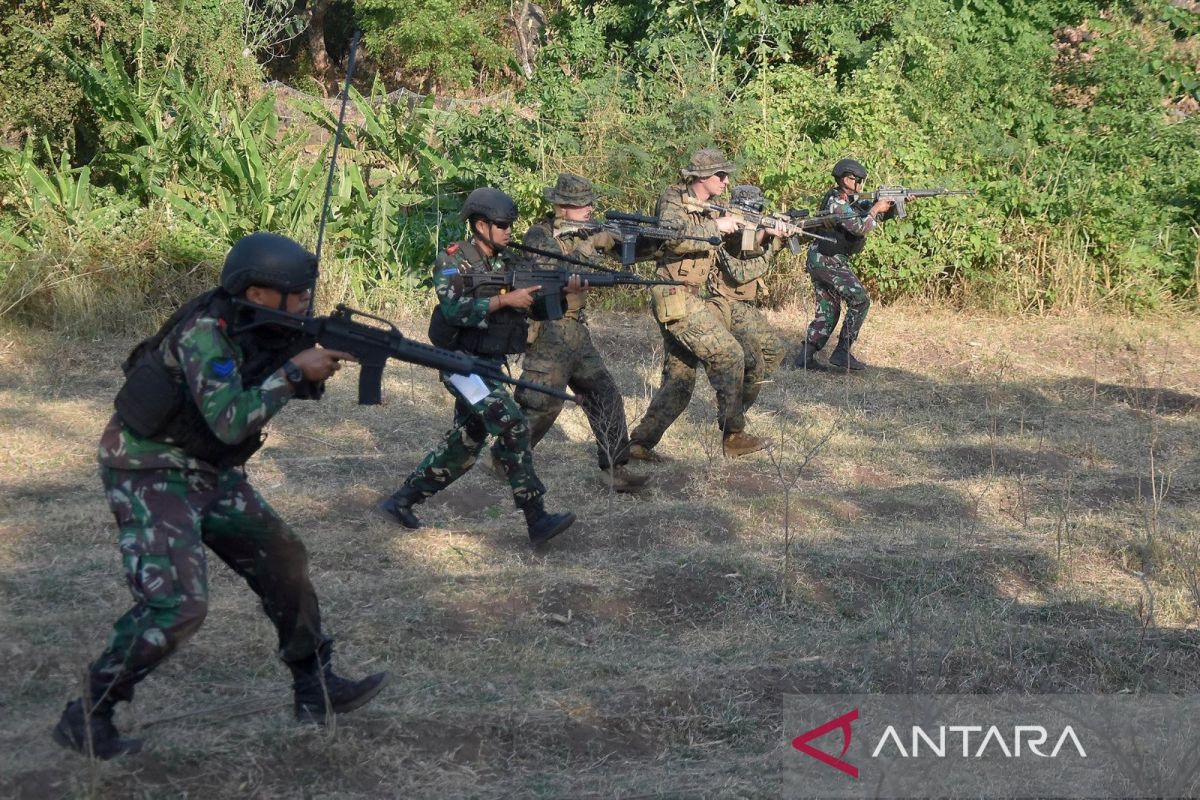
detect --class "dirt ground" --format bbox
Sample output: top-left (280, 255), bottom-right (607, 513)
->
top-left (1, 303), bottom-right (1198, 798)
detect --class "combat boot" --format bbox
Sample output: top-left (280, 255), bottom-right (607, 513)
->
top-left (628, 443), bottom-right (669, 463)
top-left (723, 431), bottom-right (769, 458)
top-left (828, 339), bottom-right (866, 371)
top-left (521, 497), bottom-right (576, 544)
top-left (792, 342), bottom-right (827, 371)
top-left (289, 640), bottom-right (389, 725)
top-left (53, 679), bottom-right (143, 760)
top-left (598, 464), bottom-right (651, 493)
top-left (378, 485), bottom-right (424, 530)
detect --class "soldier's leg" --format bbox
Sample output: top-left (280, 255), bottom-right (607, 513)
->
top-left (570, 328), bottom-right (632, 469)
top-left (805, 252), bottom-right (844, 349)
top-left (200, 473), bottom-right (323, 663)
top-left (830, 262), bottom-right (871, 345)
top-left (90, 469), bottom-right (215, 696)
top-left (481, 383), bottom-right (547, 508)
top-left (202, 474), bottom-right (386, 720)
top-left (629, 324), bottom-right (699, 451)
top-left (669, 307), bottom-right (747, 434)
top-left (510, 320), bottom-right (575, 450)
top-left (403, 391), bottom-right (491, 499)
top-left (731, 303), bottom-right (783, 410)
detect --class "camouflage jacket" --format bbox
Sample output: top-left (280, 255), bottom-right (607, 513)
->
top-left (709, 235), bottom-right (784, 303)
top-left (811, 190), bottom-right (880, 260)
top-left (654, 181), bottom-right (723, 288)
top-left (522, 214), bottom-right (621, 317)
top-left (432, 237), bottom-right (517, 328)
top-left (98, 314), bottom-right (295, 473)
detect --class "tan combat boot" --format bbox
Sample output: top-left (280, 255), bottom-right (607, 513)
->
top-left (628, 443), bottom-right (669, 463)
top-left (598, 464), bottom-right (651, 493)
top-left (722, 431), bottom-right (769, 458)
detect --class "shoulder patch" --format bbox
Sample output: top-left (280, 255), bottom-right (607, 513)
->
top-left (440, 267), bottom-right (461, 277)
top-left (210, 357), bottom-right (237, 379)
top-left (446, 242), bottom-right (461, 255)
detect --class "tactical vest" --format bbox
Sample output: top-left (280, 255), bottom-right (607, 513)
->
top-left (655, 183), bottom-right (716, 291)
top-left (113, 289), bottom-right (315, 469)
top-left (427, 242), bottom-right (528, 357)
top-left (815, 187), bottom-right (868, 258)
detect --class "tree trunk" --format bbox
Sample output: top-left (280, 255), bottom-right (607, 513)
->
top-left (306, 0), bottom-right (333, 95)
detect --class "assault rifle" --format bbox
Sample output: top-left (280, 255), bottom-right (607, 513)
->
top-left (234, 302), bottom-right (576, 404)
top-left (853, 187), bottom-right (973, 220)
top-left (556, 212), bottom-right (722, 265)
top-left (682, 196), bottom-right (854, 253)
top-left (458, 238), bottom-right (684, 322)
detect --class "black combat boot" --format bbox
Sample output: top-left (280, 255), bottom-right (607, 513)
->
top-left (792, 342), bottom-right (827, 371)
top-left (378, 485), bottom-right (424, 529)
top-left (521, 497), bottom-right (576, 544)
top-left (288, 640), bottom-right (389, 724)
top-left (827, 337), bottom-right (866, 371)
top-left (53, 678), bottom-right (143, 760)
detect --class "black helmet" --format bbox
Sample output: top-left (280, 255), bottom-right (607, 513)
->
top-left (220, 232), bottom-right (317, 295)
top-left (460, 187), bottom-right (519, 224)
top-left (832, 158), bottom-right (868, 181)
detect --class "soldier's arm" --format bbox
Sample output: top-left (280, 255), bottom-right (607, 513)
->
top-left (434, 251), bottom-right (492, 327)
top-left (658, 190), bottom-right (721, 255)
top-left (830, 195), bottom-right (879, 237)
top-left (175, 317), bottom-right (293, 445)
top-left (721, 248), bottom-right (774, 285)
top-left (521, 224), bottom-right (569, 271)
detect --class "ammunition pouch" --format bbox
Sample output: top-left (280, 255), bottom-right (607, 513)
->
top-left (428, 305), bottom-right (527, 357)
top-left (114, 348), bottom-right (184, 438)
top-left (650, 284), bottom-right (690, 324)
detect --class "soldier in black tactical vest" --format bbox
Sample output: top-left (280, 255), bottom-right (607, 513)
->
top-left (378, 188), bottom-right (576, 544)
top-left (54, 233), bottom-right (388, 760)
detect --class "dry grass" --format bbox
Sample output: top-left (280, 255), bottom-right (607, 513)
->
top-left (2, 304), bottom-right (1199, 799)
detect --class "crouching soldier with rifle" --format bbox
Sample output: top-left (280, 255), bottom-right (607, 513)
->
top-left (378, 188), bottom-right (577, 544)
top-left (708, 184), bottom-right (787, 413)
top-left (54, 232), bottom-right (387, 760)
top-left (504, 173), bottom-right (652, 494)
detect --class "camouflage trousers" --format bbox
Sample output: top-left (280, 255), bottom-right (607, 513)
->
top-left (509, 317), bottom-right (631, 470)
top-left (707, 297), bottom-right (784, 411)
top-left (630, 300), bottom-right (746, 450)
top-left (90, 467), bottom-right (325, 695)
top-left (805, 250), bottom-right (871, 349)
top-left (404, 372), bottom-right (545, 507)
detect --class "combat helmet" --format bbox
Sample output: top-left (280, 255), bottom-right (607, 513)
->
top-left (220, 232), bottom-right (317, 295)
top-left (831, 158), bottom-right (868, 181)
top-left (730, 184), bottom-right (765, 212)
top-left (460, 187), bottom-right (519, 223)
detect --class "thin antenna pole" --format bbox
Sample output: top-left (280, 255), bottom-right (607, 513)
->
top-left (310, 30), bottom-right (362, 316)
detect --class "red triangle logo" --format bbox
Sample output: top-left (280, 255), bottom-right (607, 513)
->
top-left (791, 708), bottom-right (859, 778)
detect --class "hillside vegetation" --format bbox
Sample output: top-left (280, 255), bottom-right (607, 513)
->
top-left (1, 0), bottom-right (1198, 332)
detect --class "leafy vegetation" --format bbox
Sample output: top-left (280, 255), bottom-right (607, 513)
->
top-left (1, 0), bottom-right (1197, 330)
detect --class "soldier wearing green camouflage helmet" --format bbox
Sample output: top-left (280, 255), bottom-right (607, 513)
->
top-left (53, 232), bottom-right (388, 760)
top-left (707, 184), bottom-right (786, 411)
top-left (501, 173), bottom-right (650, 494)
top-left (378, 187), bottom-right (576, 544)
top-left (628, 148), bottom-right (769, 461)
top-left (792, 158), bottom-right (899, 372)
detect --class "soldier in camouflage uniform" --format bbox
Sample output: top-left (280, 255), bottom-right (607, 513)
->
top-left (707, 184), bottom-right (786, 412)
top-left (628, 148), bottom-right (769, 460)
top-left (793, 158), bottom-right (897, 372)
top-left (503, 173), bottom-right (650, 493)
top-left (378, 188), bottom-right (576, 544)
top-left (53, 233), bottom-right (388, 760)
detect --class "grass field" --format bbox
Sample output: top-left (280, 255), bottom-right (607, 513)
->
top-left (2, 303), bottom-right (1199, 799)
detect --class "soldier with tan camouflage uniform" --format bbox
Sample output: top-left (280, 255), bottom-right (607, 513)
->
top-left (707, 184), bottom-right (786, 413)
top-left (53, 233), bottom-right (387, 760)
top-left (628, 148), bottom-right (769, 461)
top-left (503, 173), bottom-right (650, 493)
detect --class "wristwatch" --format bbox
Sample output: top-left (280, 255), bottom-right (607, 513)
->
top-left (282, 360), bottom-right (304, 385)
